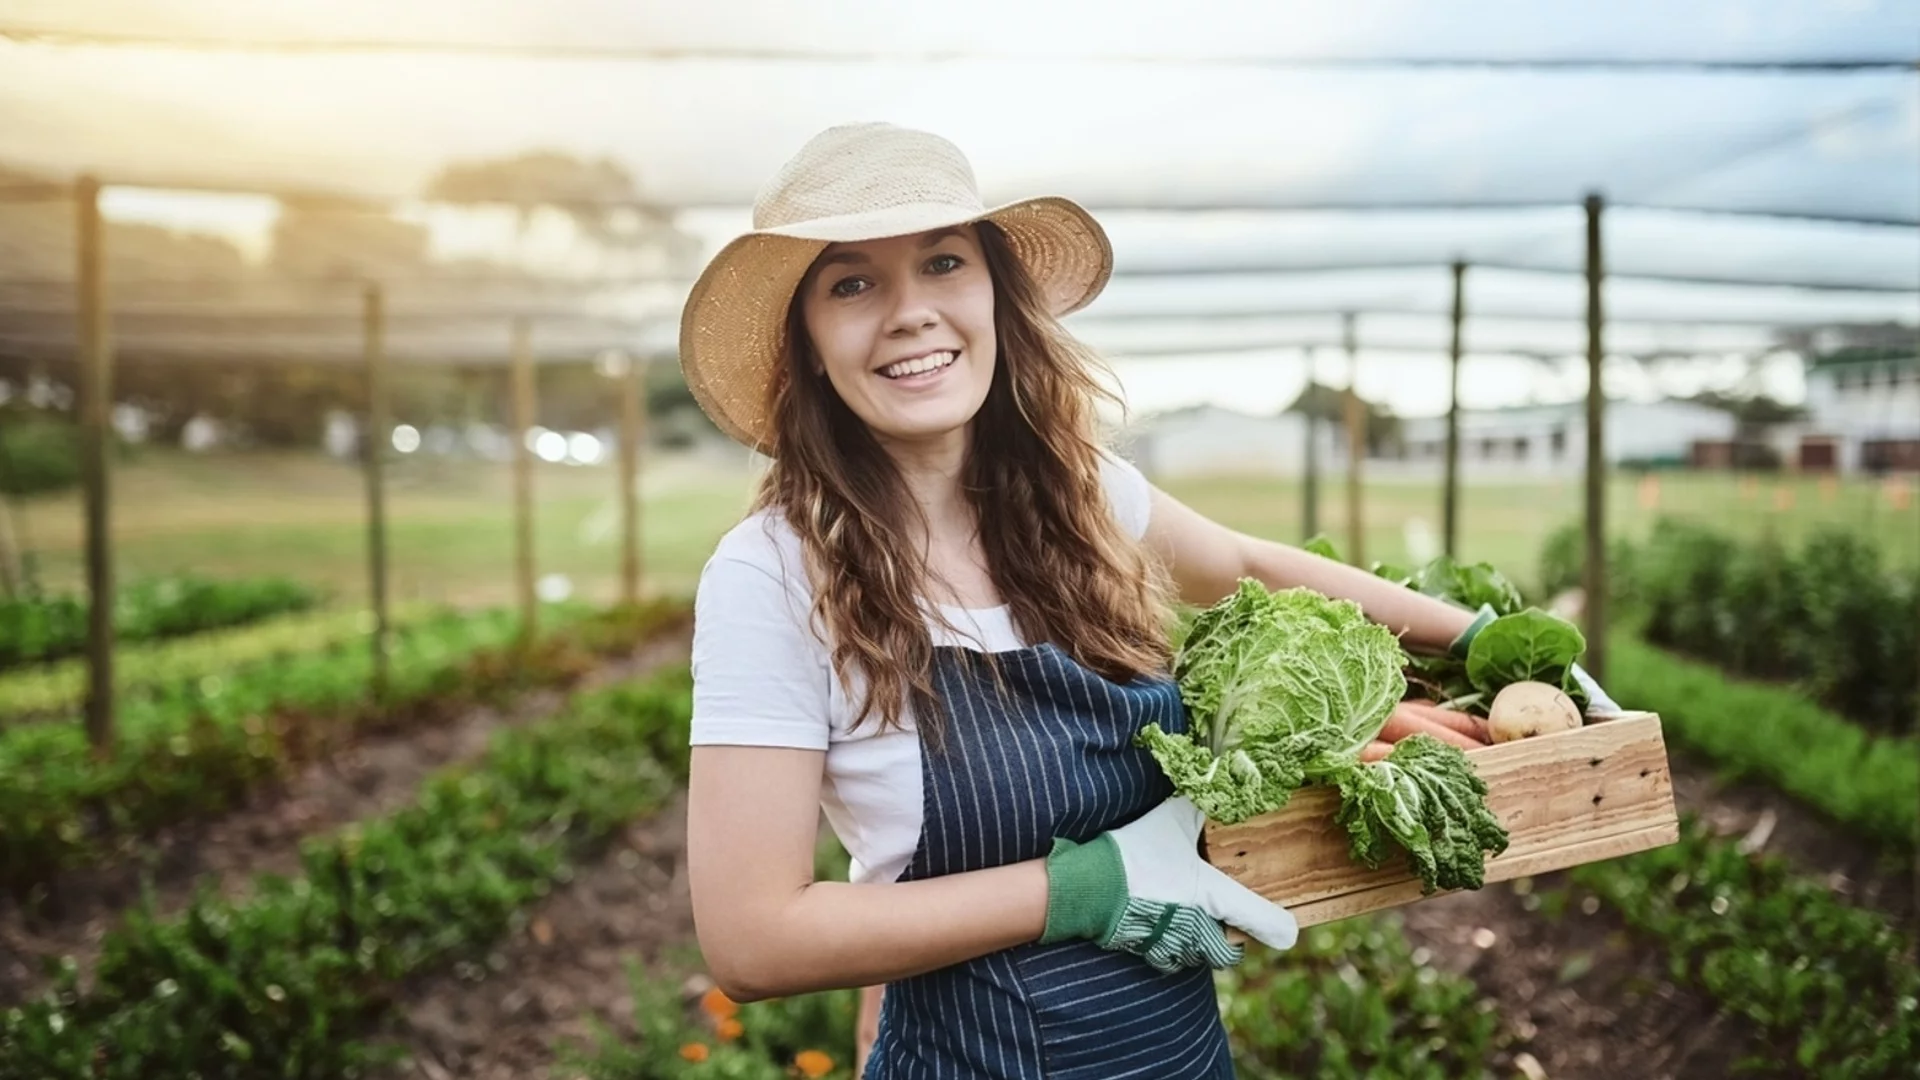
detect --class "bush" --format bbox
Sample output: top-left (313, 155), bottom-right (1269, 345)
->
top-left (0, 414), bottom-right (81, 495)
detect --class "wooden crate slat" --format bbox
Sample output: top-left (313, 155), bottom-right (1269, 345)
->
top-left (1202, 712), bottom-right (1678, 929)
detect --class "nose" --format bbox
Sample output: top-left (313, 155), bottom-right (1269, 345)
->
top-left (882, 275), bottom-right (939, 337)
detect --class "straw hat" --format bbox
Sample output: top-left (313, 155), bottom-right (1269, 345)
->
top-left (678, 122), bottom-right (1113, 453)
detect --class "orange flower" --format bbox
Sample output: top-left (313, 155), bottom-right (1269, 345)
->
top-left (717, 1017), bottom-right (744, 1041)
top-left (794, 1049), bottom-right (834, 1078)
top-left (699, 987), bottom-right (739, 1022)
top-left (679, 1042), bottom-right (710, 1063)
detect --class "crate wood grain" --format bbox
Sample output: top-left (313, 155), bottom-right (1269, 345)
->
top-left (1203, 712), bottom-right (1679, 931)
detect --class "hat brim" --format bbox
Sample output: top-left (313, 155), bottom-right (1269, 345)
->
top-left (679, 196), bottom-right (1112, 454)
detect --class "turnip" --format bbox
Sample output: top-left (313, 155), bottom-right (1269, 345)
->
top-left (1486, 681), bottom-right (1582, 743)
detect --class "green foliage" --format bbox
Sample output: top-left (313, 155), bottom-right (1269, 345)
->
top-left (1220, 914), bottom-right (1509, 1079)
top-left (1566, 818), bottom-right (1919, 1078)
top-left (1464, 609), bottom-right (1587, 702)
top-left (1606, 634), bottom-right (1918, 850)
top-left (1534, 520), bottom-right (1637, 604)
top-left (0, 413), bottom-right (84, 495)
top-left (0, 598), bottom-right (690, 893)
top-left (1619, 519), bottom-right (1920, 734)
top-left (1334, 735), bottom-right (1509, 894)
top-left (1409, 555), bottom-right (1526, 617)
top-left (0, 575), bottom-right (322, 671)
top-left (0, 604), bottom-right (433, 723)
top-left (0, 668), bottom-right (695, 1080)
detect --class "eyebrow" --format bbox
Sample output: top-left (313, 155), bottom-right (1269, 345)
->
top-left (814, 228), bottom-right (970, 269)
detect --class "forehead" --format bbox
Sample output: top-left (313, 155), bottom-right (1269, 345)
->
top-left (815, 225), bottom-right (978, 267)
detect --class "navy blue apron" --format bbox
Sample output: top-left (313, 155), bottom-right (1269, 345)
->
top-left (862, 642), bottom-right (1236, 1080)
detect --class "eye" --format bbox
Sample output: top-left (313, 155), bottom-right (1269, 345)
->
top-left (828, 275), bottom-right (871, 299)
top-left (926, 253), bottom-right (965, 275)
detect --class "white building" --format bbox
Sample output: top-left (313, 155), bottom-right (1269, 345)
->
top-left (1786, 352), bottom-right (1920, 473)
top-left (1395, 399), bottom-right (1738, 475)
top-left (1114, 404), bottom-right (1350, 479)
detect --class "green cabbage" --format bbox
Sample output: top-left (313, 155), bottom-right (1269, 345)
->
top-left (1139, 578), bottom-right (1510, 895)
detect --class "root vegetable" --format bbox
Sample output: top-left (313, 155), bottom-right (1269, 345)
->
top-left (1487, 681), bottom-right (1583, 742)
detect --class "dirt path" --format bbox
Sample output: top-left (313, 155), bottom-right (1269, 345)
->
top-left (0, 634), bottom-right (691, 1007)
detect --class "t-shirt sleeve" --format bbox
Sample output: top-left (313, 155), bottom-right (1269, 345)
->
top-left (689, 553), bottom-right (832, 751)
top-left (1099, 448), bottom-right (1154, 540)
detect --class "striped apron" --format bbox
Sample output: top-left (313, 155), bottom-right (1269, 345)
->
top-left (862, 643), bottom-right (1236, 1080)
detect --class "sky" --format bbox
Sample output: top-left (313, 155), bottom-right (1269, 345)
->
top-left (2, 0), bottom-right (1915, 419)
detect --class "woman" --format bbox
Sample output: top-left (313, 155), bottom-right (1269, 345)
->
top-left (682, 122), bottom-right (1614, 1079)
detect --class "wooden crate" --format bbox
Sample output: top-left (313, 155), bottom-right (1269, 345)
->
top-left (1202, 711), bottom-right (1679, 930)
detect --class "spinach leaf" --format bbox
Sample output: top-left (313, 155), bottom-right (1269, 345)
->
top-left (1465, 609), bottom-right (1586, 694)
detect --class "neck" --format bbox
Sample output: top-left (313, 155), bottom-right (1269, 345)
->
top-left (880, 427), bottom-right (973, 543)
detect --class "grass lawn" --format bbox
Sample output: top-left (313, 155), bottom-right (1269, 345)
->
top-left (7, 449), bottom-right (1916, 608)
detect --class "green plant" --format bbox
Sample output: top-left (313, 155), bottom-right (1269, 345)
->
top-left (0, 668), bottom-right (695, 1080)
top-left (1565, 817), bottom-right (1919, 1077)
top-left (0, 574), bottom-right (324, 671)
top-left (0, 598), bottom-right (691, 893)
top-left (1221, 914), bottom-right (1510, 1079)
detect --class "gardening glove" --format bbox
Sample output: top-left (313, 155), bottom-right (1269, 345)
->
top-left (1568, 663), bottom-right (1623, 717)
top-left (1447, 603), bottom-right (1500, 660)
top-left (1038, 795), bottom-right (1298, 973)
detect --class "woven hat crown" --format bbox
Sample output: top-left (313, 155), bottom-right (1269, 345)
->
top-left (753, 123), bottom-right (987, 231)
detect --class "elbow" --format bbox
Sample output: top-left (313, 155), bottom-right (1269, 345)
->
top-left (695, 918), bottom-right (796, 1005)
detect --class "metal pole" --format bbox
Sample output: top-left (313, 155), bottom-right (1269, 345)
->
top-left (1583, 194), bottom-right (1608, 683)
top-left (77, 176), bottom-right (115, 754)
top-left (362, 284), bottom-right (391, 697)
top-left (1443, 261), bottom-right (1467, 558)
top-left (511, 318), bottom-right (537, 643)
top-left (1302, 346), bottom-right (1320, 541)
top-left (617, 352), bottom-right (645, 605)
top-left (1343, 312), bottom-right (1365, 567)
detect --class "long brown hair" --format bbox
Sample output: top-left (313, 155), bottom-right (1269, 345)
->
top-left (752, 221), bottom-right (1172, 746)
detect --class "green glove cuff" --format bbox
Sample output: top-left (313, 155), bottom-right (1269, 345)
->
top-left (1448, 603), bottom-right (1499, 660)
top-left (1039, 834), bottom-right (1128, 946)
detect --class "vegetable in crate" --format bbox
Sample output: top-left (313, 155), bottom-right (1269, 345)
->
top-left (1137, 579), bottom-right (1509, 894)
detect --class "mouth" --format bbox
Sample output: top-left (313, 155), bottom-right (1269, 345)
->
top-left (877, 350), bottom-right (959, 381)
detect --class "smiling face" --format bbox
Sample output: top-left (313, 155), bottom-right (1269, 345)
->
top-left (797, 225), bottom-right (998, 452)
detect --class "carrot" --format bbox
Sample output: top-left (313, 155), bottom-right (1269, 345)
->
top-left (1360, 740), bottom-right (1394, 763)
top-left (1397, 701), bottom-right (1491, 744)
top-left (1379, 707), bottom-right (1487, 751)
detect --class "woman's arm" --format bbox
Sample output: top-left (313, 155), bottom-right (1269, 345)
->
top-left (687, 744), bottom-right (1049, 1003)
top-left (1142, 487), bottom-right (1476, 654)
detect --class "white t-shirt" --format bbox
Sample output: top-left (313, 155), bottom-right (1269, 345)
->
top-left (689, 452), bottom-right (1155, 886)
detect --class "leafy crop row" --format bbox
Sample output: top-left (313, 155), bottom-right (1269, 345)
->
top-left (0, 575), bottom-right (321, 670)
top-left (1541, 518), bottom-right (1918, 736)
top-left (1605, 633), bottom-right (1918, 850)
top-left (0, 599), bottom-right (690, 894)
top-left (0, 667), bottom-right (695, 1080)
top-left (1564, 818), bottom-right (1919, 1078)
top-left (0, 604), bottom-right (435, 724)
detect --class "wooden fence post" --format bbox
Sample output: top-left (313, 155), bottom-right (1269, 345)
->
top-left (1583, 194), bottom-right (1609, 683)
top-left (1302, 346), bottom-right (1320, 541)
top-left (77, 175), bottom-right (115, 754)
top-left (362, 283), bottom-right (391, 696)
top-left (1343, 313), bottom-right (1365, 567)
top-left (617, 351), bottom-right (646, 605)
top-left (511, 319), bottom-right (537, 644)
top-left (1443, 261), bottom-right (1467, 559)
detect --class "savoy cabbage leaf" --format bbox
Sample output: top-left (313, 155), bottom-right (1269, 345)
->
top-left (1333, 735), bottom-right (1510, 894)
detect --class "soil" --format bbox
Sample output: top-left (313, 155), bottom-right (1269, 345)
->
top-left (0, 634), bottom-right (690, 1007)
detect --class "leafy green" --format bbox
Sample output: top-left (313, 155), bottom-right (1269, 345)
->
top-left (1333, 736), bottom-right (1509, 894)
top-left (1301, 534), bottom-right (1344, 562)
top-left (1141, 579), bottom-right (1507, 894)
top-left (1409, 555), bottom-right (1526, 617)
top-left (1464, 608), bottom-right (1586, 696)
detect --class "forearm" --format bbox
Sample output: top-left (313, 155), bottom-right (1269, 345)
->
top-left (1241, 538), bottom-right (1476, 653)
top-left (701, 858), bottom-right (1049, 1003)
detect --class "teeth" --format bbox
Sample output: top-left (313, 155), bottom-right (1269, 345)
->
top-left (882, 351), bottom-right (956, 379)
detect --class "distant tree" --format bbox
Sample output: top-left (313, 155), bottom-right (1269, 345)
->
top-left (1282, 381), bottom-right (1403, 454)
top-left (270, 195), bottom-right (428, 280)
